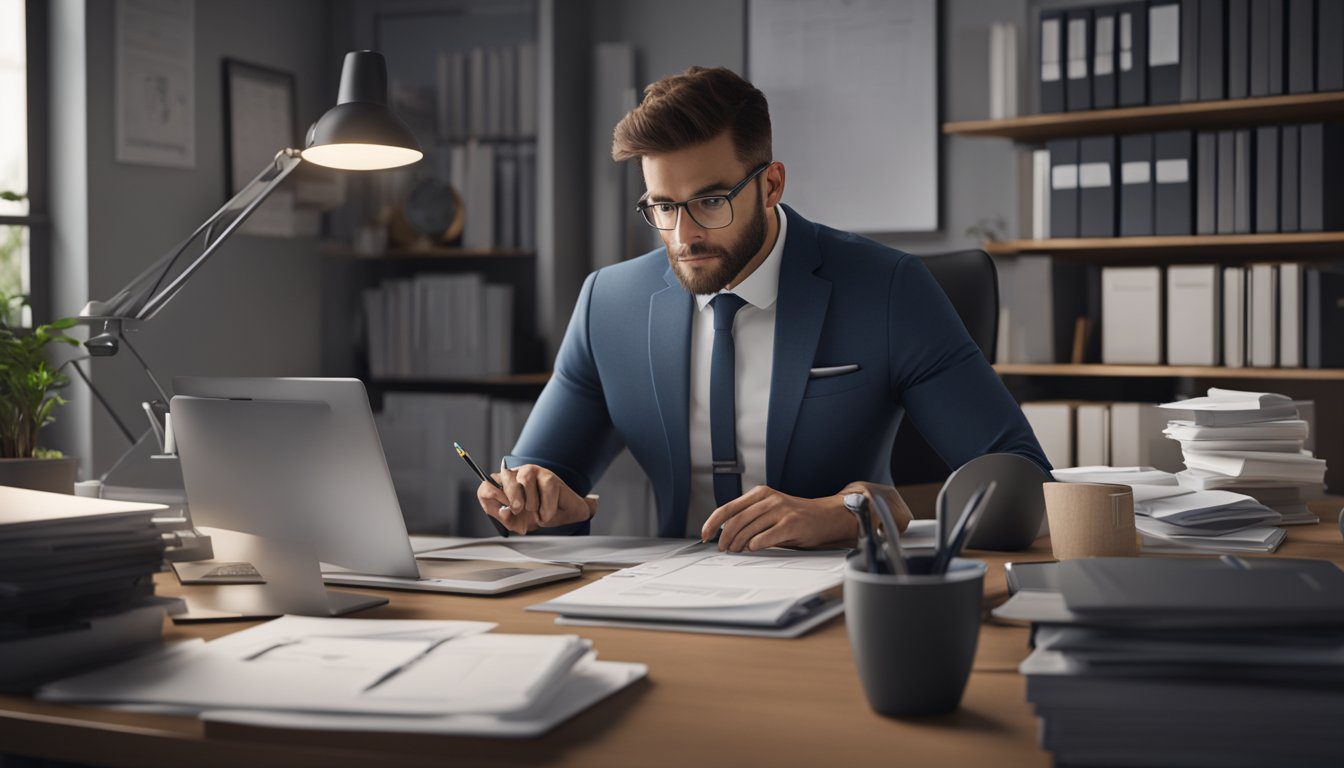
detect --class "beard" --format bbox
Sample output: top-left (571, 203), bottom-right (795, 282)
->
top-left (667, 196), bottom-right (769, 295)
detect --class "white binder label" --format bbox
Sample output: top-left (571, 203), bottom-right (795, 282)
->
top-left (1068, 19), bottom-right (1088, 79)
top-left (1052, 164), bottom-right (1079, 190)
top-left (1095, 17), bottom-right (1115, 75)
top-left (1042, 19), bottom-right (1062, 82)
top-left (1079, 162), bottom-right (1112, 188)
top-left (1149, 5), bottom-right (1180, 67)
top-left (1121, 161), bottom-right (1151, 185)
top-left (1155, 158), bottom-right (1189, 184)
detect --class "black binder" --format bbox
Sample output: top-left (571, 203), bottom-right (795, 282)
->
top-left (1066, 9), bottom-right (1093, 111)
top-left (1049, 138), bottom-right (1081, 238)
top-left (1227, 0), bottom-right (1251, 98)
top-left (1281, 124), bottom-right (1300, 232)
top-left (1198, 0), bottom-right (1226, 100)
top-left (1287, 0), bottom-right (1315, 93)
top-left (1150, 1), bottom-right (1184, 103)
top-left (1216, 130), bottom-right (1236, 233)
top-left (1233, 129), bottom-right (1254, 234)
top-left (1196, 131), bottom-right (1219, 234)
top-left (1319, 0), bottom-right (1344, 91)
top-left (1079, 136), bottom-right (1118, 237)
top-left (1118, 2), bottom-right (1148, 105)
top-left (1267, 0), bottom-right (1288, 95)
top-left (1249, 0), bottom-right (1270, 95)
top-left (1155, 131), bottom-right (1195, 235)
top-left (1305, 268), bottom-right (1344, 368)
top-left (1120, 133), bottom-right (1155, 236)
top-left (1255, 126), bottom-right (1280, 233)
top-left (1040, 10), bottom-right (1067, 113)
top-left (1093, 6), bottom-right (1119, 109)
top-left (1299, 123), bottom-right (1344, 231)
top-left (1181, 0), bottom-right (1202, 101)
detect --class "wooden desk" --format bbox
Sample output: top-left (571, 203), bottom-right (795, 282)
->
top-left (2, 502), bottom-right (1340, 768)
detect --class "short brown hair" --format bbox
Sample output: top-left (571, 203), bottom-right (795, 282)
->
top-left (611, 66), bottom-right (772, 167)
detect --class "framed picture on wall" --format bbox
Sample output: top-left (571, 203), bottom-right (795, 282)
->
top-left (222, 58), bottom-right (298, 236)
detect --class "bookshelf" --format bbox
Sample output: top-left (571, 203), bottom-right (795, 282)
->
top-left (943, 92), bottom-right (1344, 142)
top-left (951, 66), bottom-right (1344, 490)
top-left (365, 373), bottom-right (551, 405)
top-left (322, 244), bottom-right (537, 262)
top-left (994, 364), bottom-right (1344, 381)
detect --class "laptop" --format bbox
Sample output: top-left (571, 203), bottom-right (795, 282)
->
top-left (171, 377), bottom-right (579, 596)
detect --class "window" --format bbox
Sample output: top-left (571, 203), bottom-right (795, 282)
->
top-left (0, 0), bottom-right (43, 326)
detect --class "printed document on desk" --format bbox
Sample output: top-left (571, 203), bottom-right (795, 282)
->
top-left (410, 535), bottom-right (698, 568)
top-left (39, 616), bottom-right (593, 717)
top-left (528, 543), bottom-right (848, 626)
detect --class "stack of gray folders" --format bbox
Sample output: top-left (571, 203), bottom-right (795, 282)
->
top-left (995, 557), bottom-right (1344, 767)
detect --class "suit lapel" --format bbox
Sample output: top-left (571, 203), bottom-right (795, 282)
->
top-left (649, 265), bottom-right (694, 537)
top-left (767, 206), bottom-right (831, 489)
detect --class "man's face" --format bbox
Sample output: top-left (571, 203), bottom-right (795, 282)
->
top-left (640, 132), bottom-right (771, 295)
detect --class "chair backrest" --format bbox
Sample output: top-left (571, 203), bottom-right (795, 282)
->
top-left (889, 249), bottom-right (1000, 486)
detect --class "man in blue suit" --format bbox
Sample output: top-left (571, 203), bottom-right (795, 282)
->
top-left (476, 66), bottom-right (1049, 551)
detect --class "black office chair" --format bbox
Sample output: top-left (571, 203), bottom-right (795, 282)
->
top-left (889, 249), bottom-right (1000, 485)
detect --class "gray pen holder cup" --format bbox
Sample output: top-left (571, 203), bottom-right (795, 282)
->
top-left (844, 556), bottom-right (986, 717)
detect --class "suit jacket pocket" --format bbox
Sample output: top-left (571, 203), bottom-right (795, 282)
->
top-left (802, 368), bottom-right (870, 398)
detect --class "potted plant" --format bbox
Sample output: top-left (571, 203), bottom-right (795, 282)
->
top-left (0, 294), bottom-right (80, 493)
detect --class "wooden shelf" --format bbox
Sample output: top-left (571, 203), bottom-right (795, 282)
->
top-left (367, 373), bottom-right (551, 396)
top-left (994, 363), bottom-right (1344, 381)
top-left (982, 232), bottom-right (1344, 260)
top-left (323, 244), bottom-right (536, 261)
top-left (943, 91), bottom-right (1344, 142)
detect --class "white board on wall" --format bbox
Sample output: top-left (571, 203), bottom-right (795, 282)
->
top-left (748, 0), bottom-right (939, 233)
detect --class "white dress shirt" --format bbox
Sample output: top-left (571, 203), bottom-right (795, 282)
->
top-left (685, 206), bottom-right (788, 537)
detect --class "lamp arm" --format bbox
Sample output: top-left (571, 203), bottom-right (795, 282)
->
top-left (134, 148), bottom-right (305, 321)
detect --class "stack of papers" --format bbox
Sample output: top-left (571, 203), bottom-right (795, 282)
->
top-left (528, 543), bottom-right (849, 638)
top-left (1159, 387), bottom-right (1327, 533)
top-left (1051, 467), bottom-right (1286, 553)
top-left (40, 615), bottom-right (646, 738)
top-left (1159, 389), bottom-right (1325, 526)
top-left (1, 487), bottom-right (178, 691)
top-left (995, 558), bottom-right (1344, 767)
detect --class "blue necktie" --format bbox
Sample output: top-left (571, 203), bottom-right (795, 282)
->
top-left (710, 293), bottom-right (748, 507)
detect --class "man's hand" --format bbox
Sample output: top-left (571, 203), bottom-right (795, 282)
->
top-left (700, 481), bottom-right (912, 553)
top-left (476, 463), bottom-right (596, 535)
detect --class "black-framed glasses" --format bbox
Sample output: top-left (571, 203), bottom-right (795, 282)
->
top-left (635, 162), bottom-right (771, 230)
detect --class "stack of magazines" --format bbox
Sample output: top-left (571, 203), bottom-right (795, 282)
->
top-left (996, 558), bottom-right (1344, 768)
top-left (0, 486), bottom-right (179, 692)
top-left (1161, 388), bottom-right (1327, 525)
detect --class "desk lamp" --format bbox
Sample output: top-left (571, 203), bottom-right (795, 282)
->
top-left (73, 50), bottom-right (421, 473)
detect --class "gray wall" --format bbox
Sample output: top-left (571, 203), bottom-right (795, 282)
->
top-left (51, 0), bottom-right (336, 485)
top-left (583, 0), bottom-right (1030, 259)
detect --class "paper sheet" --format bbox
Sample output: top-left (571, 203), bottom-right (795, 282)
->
top-left (411, 535), bottom-right (698, 568)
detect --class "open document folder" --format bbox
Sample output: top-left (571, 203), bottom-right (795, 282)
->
top-left (39, 616), bottom-right (597, 717)
top-left (527, 543), bottom-right (850, 635)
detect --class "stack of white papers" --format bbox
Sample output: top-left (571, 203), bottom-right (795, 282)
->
top-left (1158, 388), bottom-right (1326, 527)
top-left (39, 616), bottom-right (646, 737)
top-left (529, 543), bottom-right (848, 638)
top-left (1050, 467), bottom-right (1286, 554)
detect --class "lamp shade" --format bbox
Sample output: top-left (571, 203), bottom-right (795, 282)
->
top-left (301, 51), bottom-right (423, 170)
